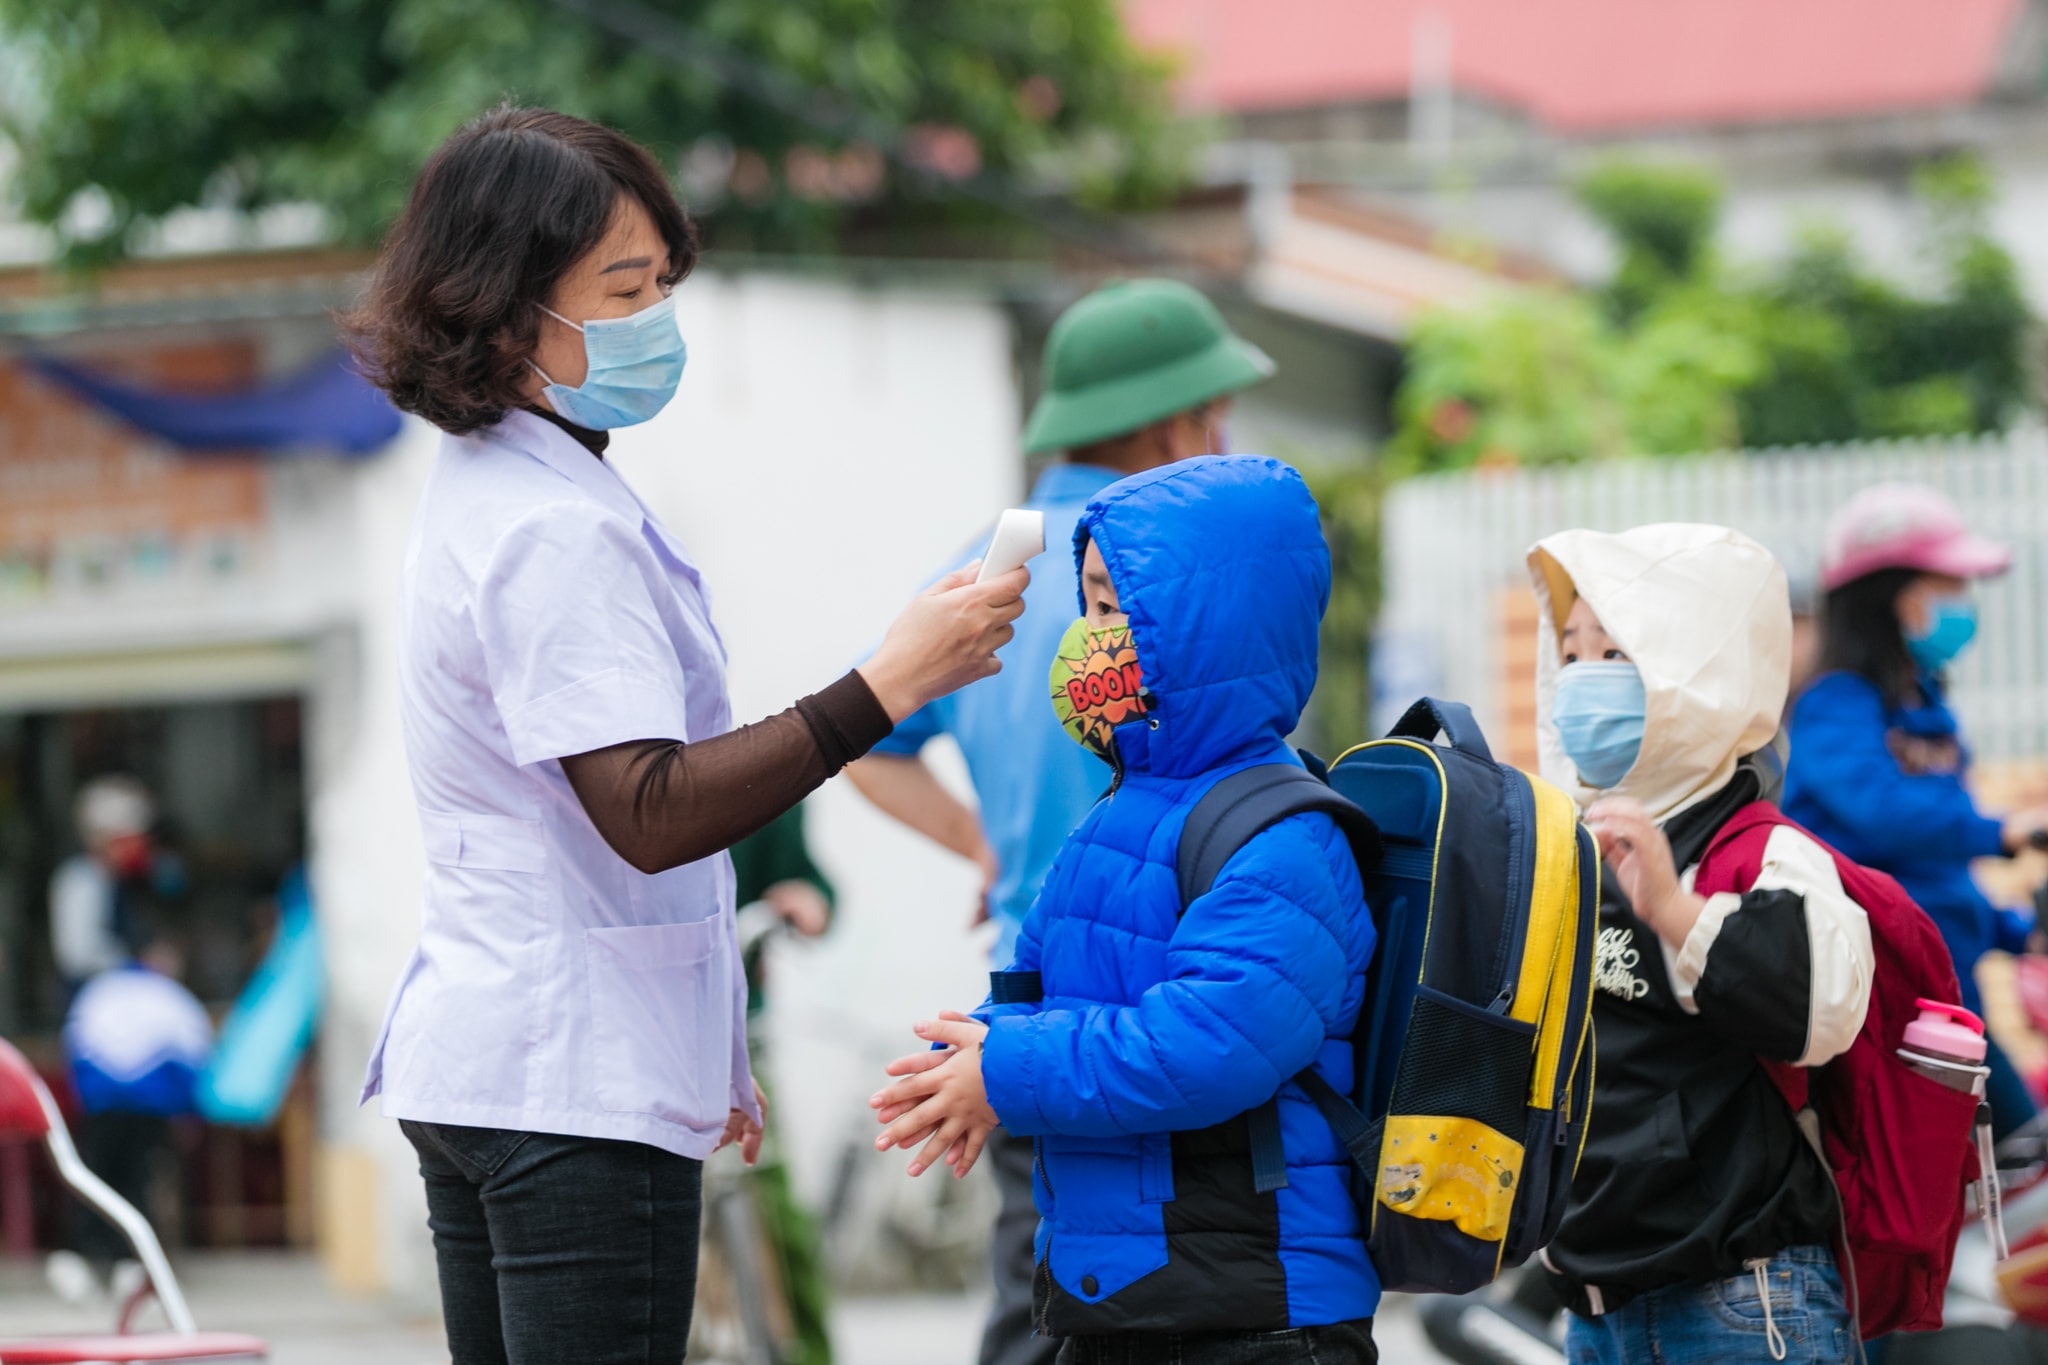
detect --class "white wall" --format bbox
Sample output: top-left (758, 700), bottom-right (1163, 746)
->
top-left (306, 413), bottom-right (439, 1303)
top-left (608, 269), bottom-right (1023, 1205)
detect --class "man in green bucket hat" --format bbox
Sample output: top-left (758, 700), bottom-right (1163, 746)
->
top-left (848, 278), bottom-right (1272, 1365)
top-left (1020, 277), bottom-right (1275, 459)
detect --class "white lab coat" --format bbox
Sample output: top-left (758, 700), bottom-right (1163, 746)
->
top-left (362, 410), bottom-right (755, 1159)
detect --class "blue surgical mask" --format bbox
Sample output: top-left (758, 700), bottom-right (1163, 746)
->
top-left (1553, 661), bottom-right (1646, 790)
top-left (1906, 594), bottom-right (1977, 674)
top-left (529, 294), bottom-right (686, 429)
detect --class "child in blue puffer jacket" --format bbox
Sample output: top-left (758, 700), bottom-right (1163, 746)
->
top-left (872, 456), bottom-right (1381, 1364)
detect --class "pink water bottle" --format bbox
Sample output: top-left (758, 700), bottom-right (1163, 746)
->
top-left (1897, 999), bottom-right (1989, 1095)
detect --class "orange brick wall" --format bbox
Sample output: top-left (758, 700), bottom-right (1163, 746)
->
top-left (0, 342), bottom-right (266, 575)
top-left (1495, 584), bottom-right (1542, 774)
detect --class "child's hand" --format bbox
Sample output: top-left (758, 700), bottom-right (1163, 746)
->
top-left (1585, 797), bottom-right (1705, 949)
top-left (872, 1010), bottom-right (1000, 1178)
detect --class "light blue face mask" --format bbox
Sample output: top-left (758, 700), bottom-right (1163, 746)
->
top-left (1906, 593), bottom-right (1977, 674)
top-left (530, 293), bottom-right (686, 429)
top-left (1553, 661), bottom-right (1646, 790)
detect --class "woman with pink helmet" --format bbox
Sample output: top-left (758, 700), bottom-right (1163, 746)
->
top-left (1783, 483), bottom-right (2048, 1137)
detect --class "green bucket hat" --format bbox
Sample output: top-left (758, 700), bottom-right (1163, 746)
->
top-left (1022, 279), bottom-right (1276, 454)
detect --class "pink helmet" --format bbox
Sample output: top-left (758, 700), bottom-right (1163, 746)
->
top-left (1821, 482), bottom-right (2010, 592)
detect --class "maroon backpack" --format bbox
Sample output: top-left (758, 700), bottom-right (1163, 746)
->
top-left (1695, 801), bottom-right (1980, 1339)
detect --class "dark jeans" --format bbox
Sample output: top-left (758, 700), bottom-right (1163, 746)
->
top-left (75, 1110), bottom-right (171, 1270)
top-left (1057, 1320), bottom-right (1376, 1365)
top-left (982, 1128), bottom-right (1060, 1365)
top-left (402, 1120), bottom-right (703, 1365)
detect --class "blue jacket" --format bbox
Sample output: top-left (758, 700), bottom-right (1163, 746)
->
top-left (1782, 669), bottom-right (2024, 1012)
top-left (979, 456), bottom-right (1380, 1335)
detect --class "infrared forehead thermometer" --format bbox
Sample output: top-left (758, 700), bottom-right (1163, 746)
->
top-left (975, 508), bottom-right (1046, 583)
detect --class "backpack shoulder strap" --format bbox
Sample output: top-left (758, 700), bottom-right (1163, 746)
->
top-left (1175, 760), bottom-right (1381, 1196)
top-left (1691, 800), bottom-right (1785, 899)
top-left (1176, 761), bottom-right (1382, 912)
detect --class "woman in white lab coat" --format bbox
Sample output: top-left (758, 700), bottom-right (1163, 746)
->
top-left (344, 105), bottom-right (1026, 1365)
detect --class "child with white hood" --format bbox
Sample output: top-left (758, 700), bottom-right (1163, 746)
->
top-left (1530, 524), bottom-right (1877, 1365)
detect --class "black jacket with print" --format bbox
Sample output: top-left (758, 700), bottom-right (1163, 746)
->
top-left (1544, 767), bottom-right (1854, 1314)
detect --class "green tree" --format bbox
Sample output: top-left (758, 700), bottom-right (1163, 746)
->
top-left (0, 0), bottom-right (1183, 266)
top-left (1388, 153), bottom-right (2034, 469)
top-left (1299, 459), bottom-right (1381, 749)
top-left (1576, 161), bottom-right (1721, 322)
top-left (1384, 288), bottom-right (1629, 475)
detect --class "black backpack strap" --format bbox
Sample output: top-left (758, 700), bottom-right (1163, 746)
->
top-left (1247, 1097), bottom-right (1290, 1194)
top-left (1175, 763), bottom-right (1381, 1194)
top-left (988, 970), bottom-right (1043, 1005)
top-left (1295, 1067), bottom-right (1381, 1176)
top-left (1176, 764), bottom-right (1382, 910)
top-left (1388, 696), bottom-right (1494, 763)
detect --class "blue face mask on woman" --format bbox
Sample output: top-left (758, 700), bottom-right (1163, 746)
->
top-left (1553, 661), bottom-right (1646, 790)
top-left (1905, 594), bottom-right (1977, 674)
top-left (530, 293), bottom-right (687, 429)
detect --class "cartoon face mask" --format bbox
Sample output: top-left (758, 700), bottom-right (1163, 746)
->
top-left (1050, 617), bottom-right (1149, 761)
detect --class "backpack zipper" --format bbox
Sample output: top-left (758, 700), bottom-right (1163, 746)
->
top-left (1491, 773), bottom-right (1541, 1012)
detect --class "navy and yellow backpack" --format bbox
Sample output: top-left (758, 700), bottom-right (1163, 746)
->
top-left (1178, 697), bottom-right (1598, 1294)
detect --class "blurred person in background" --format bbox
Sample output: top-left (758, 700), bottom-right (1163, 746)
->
top-left (1783, 484), bottom-right (2048, 1138)
top-left (733, 805), bottom-right (835, 991)
top-left (846, 278), bottom-right (1273, 1365)
top-left (1785, 571), bottom-right (1824, 706)
top-left (49, 932), bottom-right (210, 1307)
top-left (344, 106), bottom-right (1025, 1365)
top-left (732, 804), bottom-right (835, 1365)
top-left (49, 776), bottom-right (186, 993)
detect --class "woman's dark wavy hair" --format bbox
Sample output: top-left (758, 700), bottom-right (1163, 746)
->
top-left (1819, 566), bottom-right (1923, 707)
top-left (344, 105), bottom-right (697, 435)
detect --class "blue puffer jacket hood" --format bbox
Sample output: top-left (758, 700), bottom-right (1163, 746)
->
top-left (982, 456), bottom-right (1378, 1336)
top-left (1077, 455), bottom-right (1331, 780)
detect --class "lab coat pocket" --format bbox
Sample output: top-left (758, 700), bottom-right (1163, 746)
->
top-left (587, 919), bottom-right (733, 1128)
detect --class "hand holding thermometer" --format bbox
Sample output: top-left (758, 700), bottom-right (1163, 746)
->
top-left (976, 508), bottom-right (1046, 584)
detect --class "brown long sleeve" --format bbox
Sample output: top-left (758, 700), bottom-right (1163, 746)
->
top-left (559, 670), bottom-right (894, 875)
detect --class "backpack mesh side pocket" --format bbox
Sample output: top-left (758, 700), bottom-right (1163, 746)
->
top-left (1387, 991), bottom-right (1534, 1143)
top-left (1371, 990), bottom-right (1536, 1271)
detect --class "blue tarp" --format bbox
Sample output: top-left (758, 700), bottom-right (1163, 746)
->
top-left (198, 865), bottom-right (323, 1127)
top-left (29, 350), bottom-right (401, 456)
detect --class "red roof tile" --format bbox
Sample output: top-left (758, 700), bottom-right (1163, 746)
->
top-left (1127, 0), bottom-right (2020, 131)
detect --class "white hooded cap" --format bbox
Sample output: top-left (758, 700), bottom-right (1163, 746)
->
top-left (1528, 523), bottom-right (1790, 822)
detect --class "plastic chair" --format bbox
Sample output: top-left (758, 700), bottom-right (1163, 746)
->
top-left (0, 1038), bottom-right (266, 1363)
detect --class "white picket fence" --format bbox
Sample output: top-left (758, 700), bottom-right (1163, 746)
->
top-left (1376, 426), bottom-right (2048, 761)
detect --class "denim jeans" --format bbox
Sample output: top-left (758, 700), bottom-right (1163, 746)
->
top-left (1566, 1245), bottom-right (1855, 1365)
top-left (74, 1110), bottom-right (171, 1270)
top-left (402, 1120), bottom-right (703, 1365)
top-left (1056, 1319), bottom-right (1376, 1364)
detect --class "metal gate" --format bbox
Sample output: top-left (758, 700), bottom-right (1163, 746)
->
top-left (1377, 426), bottom-right (2048, 763)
